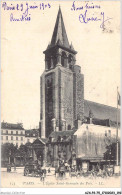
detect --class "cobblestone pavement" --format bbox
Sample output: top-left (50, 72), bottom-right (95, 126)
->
top-left (1, 168), bottom-right (121, 188)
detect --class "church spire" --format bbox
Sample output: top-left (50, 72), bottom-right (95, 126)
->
top-left (50, 6), bottom-right (70, 48)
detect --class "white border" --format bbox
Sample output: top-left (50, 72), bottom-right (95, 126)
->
top-left (0, 0), bottom-right (122, 194)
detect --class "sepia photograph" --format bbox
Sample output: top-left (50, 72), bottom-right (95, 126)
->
top-left (1, 0), bottom-right (121, 190)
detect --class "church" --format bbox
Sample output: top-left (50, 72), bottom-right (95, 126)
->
top-left (32, 7), bottom-right (120, 170)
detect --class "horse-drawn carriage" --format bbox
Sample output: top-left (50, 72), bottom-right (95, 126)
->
top-left (70, 167), bottom-right (77, 177)
top-left (58, 165), bottom-right (65, 177)
top-left (89, 164), bottom-right (114, 178)
top-left (24, 163), bottom-right (41, 176)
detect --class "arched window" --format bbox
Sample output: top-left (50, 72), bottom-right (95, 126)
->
top-left (61, 52), bottom-right (67, 67)
top-left (57, 136), bottom-right (61, 142)
top-left (68, 54), bottom-right (73, 64)
top-left (53, 56), bottom-right (57, 68)
top-left (68, 125), bottom-right (71, 130)
top-left (47, 58), bottom-right (51, 69)
top-left (68, 54), bottom-right (73, 70)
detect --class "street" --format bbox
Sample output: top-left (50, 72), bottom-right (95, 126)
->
top-left (1, 167), bottom-right (121, 188)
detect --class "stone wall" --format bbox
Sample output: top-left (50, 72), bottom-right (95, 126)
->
top-left (73, 65), bottom-right (84, 122)
top-left (45, 72), bottom-right (55, 137)
top-left (60, 68), bottom-right (74, 130)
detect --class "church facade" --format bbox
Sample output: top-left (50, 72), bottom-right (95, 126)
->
top-left (39, 7), bottom-right (84, 138)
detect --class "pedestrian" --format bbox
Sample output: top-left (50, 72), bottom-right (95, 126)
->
top-left (55, 167), bottom-right (58, 178)
top-left (14, 163), bottom-right (16, 172)
top-left (40, 170), bottom-right (42, 181)
top-left (40, 170), bottom-right (45, 183)
top-left (48, 168), bottom-right (51, 173)
top-left (69, 166), bottom-right (71, 177)
top-left (60, 165), bottom-right (65, 178)
top-left (43, 168), bottom-right (46, 178)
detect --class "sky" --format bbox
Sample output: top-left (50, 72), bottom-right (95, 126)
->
top-left (1, 1), bottom-right (120, 129)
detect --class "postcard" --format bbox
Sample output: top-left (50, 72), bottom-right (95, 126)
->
top-left (1, 0), bottom-right (121, 191)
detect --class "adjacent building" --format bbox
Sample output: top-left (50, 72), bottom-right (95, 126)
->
top-left (1, 121), bottom-right (25, 147)
top-left (1, 121), bottom-right (39, 147)
top-left (74, 123), bottom-right (120, 170)
top-left (25, 129), bottom-right (39, 143)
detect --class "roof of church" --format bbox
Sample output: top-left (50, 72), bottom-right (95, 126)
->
top-left (50, 7), bottom-right (70, 49)
top-left (49, 130), bottom-right (76, 141)
top-left (41, 138), bottom-right (48, 143)
top-left (49, 130), bottom-right (76, 137)
top-left (33, 137), bottom-right (48, 145)
top-left (84, 100), bottom-right (120, 123)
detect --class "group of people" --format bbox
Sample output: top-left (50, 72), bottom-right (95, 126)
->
top-left (40, 167), bottom-right (51, 182)
top-left (7, 161), bottom-right (114, 179)
top-left (55, 161), bottom-right (77, 179)
top-left (54, 161), bottom-right (115, 179)
top-left (90, 164), bottom-right (114, 177)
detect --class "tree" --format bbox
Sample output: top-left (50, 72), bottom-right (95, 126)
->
top-left (18, 142), bottom-right (33, 163)
top-left (1, 143), bottom-right (18, 164)
top-left (104, 142), bottom-right (120, 165)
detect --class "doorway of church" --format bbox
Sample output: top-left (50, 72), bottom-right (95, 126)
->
top-left (34, 149), bottom-right (44, 166)
top-left (37, 151), bottom-right (43, 166)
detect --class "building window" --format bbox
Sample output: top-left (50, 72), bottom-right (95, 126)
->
top-left (16, 137), bottom-right (18, 141)
top-left (61, 51), bottom-right (67, 67)
top-left (21, 131), bottom-right (23, 135)
top-left (1, 136), bottom-right (3, 140)
top-left (11, 131), bottom-right (13, 134)
top-left (6, 136), bottom-right (8, 140)
top-left (16, 143), bottom-right (18, 147)
top-left (57, 136), bottom-right (61, 142)
top-left (47, 58), bottom-right (51, 69)
top-left (11, 136), bottom-right (13, 140)
top-left (21, 137), bottom-right (23, 141)
top-left (68, 125), bottom-right (71, 130)
top-left (68, 54), bottom-right (73, 64)
top-left (16, 131), bottom-right (18, 135)
top-left (1, 130), bottom-right (3, 134)
top-left (6, 130), bottom-right (8, 134)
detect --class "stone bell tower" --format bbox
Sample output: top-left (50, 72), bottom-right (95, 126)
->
top-left (39, 7), bottom-right (84, 138)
